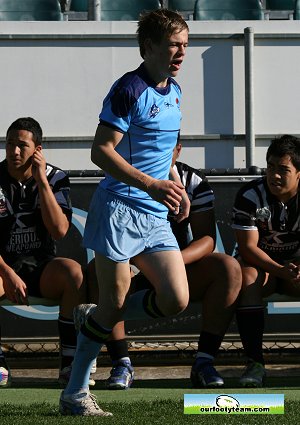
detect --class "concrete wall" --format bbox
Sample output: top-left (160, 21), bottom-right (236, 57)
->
top-left (1, 20), bottom-right (300, 169)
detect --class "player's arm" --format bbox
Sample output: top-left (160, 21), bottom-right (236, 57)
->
top-left (91, 124), bottom-right (185, 213)
top-left (181, 209), bottom-right (216, 265)
top-left (31, 147), bottom-right (69, 240)
top-left (235, 228), bottom-right (299, 281)
top-left (169, 166), bottom-right (190, 222)
top-left (0, 256), bottom-right (28, 305)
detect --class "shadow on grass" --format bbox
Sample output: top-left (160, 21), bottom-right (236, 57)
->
top-left (9, 378), bottom-right (63, 389)
top-left (10, 376), bottom-right (300, 390)
top-left (130, 377), bottom-right (300, 389)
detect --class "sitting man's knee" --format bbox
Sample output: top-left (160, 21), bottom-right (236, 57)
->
top-left (64, 261), bottom-right (84, 290)
top-left (217, 255), bottom-right (242, 287)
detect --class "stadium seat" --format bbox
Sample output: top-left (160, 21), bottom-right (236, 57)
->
top-left (295, 0), bottom-right (300, 18)
top-left (70, 0), bottom-right (161, 20)
top-left (266, 0), bottom-right (295, 10)
top-left (99, 0), bottom-right (161, 21)
top-left (0, 0), bottom-right (63, 21)
top-left (193, 0), bottom-right (265, 20)
top-left (167, 0), bottom-right (196, 19)
top-left (69, 0), bottom-right (87, 12)
top-left (265, 0), bottom-right (296, 19)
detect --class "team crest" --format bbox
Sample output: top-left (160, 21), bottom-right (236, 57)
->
top-left (256, 207), bottom-right (271, 221)
top-left (0, 187), bottom-right (7, 215)
top-left (256, 207), bottom-right (271, 230)
top-left (149, 103), bottom-right (160, 118)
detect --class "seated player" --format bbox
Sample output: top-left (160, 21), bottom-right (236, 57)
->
top-left (232, 135), bottom-right (300, 387)
top-left (0, 117), bottom-right (86, 387)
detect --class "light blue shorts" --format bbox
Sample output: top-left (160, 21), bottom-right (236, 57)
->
top-left (82, 187), bottom-right (179, 262)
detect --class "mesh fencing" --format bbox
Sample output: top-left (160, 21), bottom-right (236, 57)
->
top-left (2, 335), bottom-right (300, 364)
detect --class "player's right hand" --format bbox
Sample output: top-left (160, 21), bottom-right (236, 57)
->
top-left (2, 269), bottom-right (29, 305)
top-left (147, 179), bottom-right (184, 212)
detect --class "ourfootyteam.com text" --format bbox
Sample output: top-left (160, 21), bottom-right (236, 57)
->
top-left (199, 406), bottom-right (270, 413)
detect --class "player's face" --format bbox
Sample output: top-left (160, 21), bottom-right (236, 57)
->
top-left (146, 29), bottom-right (188, 85)
top-left (6, 129), bottom-right (36, 173)
top-left (266, 154), bottom-right (300, 202)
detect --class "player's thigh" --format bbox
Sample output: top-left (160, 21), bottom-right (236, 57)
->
top-left (39, 257), bottom-right (83, 300)
top-left (133, 250), bottom-right (188, 300)
top-left (187, 253), bottom-right (242, 301)
top-left (94, 252), bottom-right (132, 308)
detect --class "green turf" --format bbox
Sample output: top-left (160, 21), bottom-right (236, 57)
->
top-left (1, 386), bottom-right (300, 405)
top-left (1, 378), bottom-right (300, 424)
top-left (0, 400), bottom-right (299, 425)
top-left (1, 376), bottom-right (300, 404)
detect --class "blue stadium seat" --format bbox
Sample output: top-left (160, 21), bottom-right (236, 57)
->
top-left (295, 0), bottom-right (300, 18)
top-left (265, 0), bottom-right (296, 19)
top-left (100, 0), bottom-right (161, 21)
top-left (167, 0), bottom-right (196, 19)
top-left (70, 0), bottom-right (161, 20)
top-left (266, 0), bottom-right (296, 20)
top-left (69, 0), bottom-right (87, 12)
top-left (266, 0), bottom-right (295, 10)
top-left (194, 0), bottom-right (265, 20)
top-left (0, 0), bottom-right (63, 21)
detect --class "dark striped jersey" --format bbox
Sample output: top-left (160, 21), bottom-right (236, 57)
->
top-left (0, 160), bottom-right (72, 266)
top-left (169, 161), bottom-right (215, 250)
top-left (232, 176), bottom-right (300, 263)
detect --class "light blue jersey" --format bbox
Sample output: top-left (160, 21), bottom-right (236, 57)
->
top-left (98, 63), bottom-right (182, 218)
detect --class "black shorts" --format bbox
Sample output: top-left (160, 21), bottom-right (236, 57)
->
top-left (11, 256), bottom-right (54, 297)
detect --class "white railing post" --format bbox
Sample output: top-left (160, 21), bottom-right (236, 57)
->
top-left (88, 0), bottom-right (100, 21)
top-left (244, 27), bottom-right (255, 167)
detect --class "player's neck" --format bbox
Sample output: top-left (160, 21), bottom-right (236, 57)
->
top-left (7, 163), bottom-right (32, 183)
top-left (276, 189), bottom-right (298, 204)
top-left (143, 61), bottom-right (168, 88)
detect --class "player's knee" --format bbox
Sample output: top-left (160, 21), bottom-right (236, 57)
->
top-left (70, 268), bottom-right (84, 290)
top-left (63, 262), bottom-right (84, 293)
top-left (241, 265), bottom-right (261, 290)
top-left (161, 291), bottom-right (189, 316)
top-left (225, 256), bottom-right (242, 291)
top-left (214, 254), bottom-right (242, 292)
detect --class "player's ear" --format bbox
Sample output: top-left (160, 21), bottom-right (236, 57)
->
top-left (144, 38), bottom-right (154, 55)
top-left (177, 143), bottom-right (182, 156)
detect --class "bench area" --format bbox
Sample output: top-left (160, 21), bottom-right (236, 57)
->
top-left (1, 293), bottom-right (300, 307)
top-left (0, 296), bottom-right (59, 307)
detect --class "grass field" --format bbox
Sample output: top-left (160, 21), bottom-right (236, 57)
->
top-left (1, 377), bottom-right (300, 424)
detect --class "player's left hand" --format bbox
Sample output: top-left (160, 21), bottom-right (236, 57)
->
top-left (287, 262), bottom-right (300, 282)
top-left (172, 188), bottom-right (190, 222)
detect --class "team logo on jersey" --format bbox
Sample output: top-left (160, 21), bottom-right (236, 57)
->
top-left (256, 207), bottom-right (271, 221)
top-left (149, 103), bottom-right (160, 118)
top-left (164, 102), bottom-right (174, 108)
top-left (0, 187), bottom-right (8, 215)
top-left (256, 207), bottom-right (271, 230)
